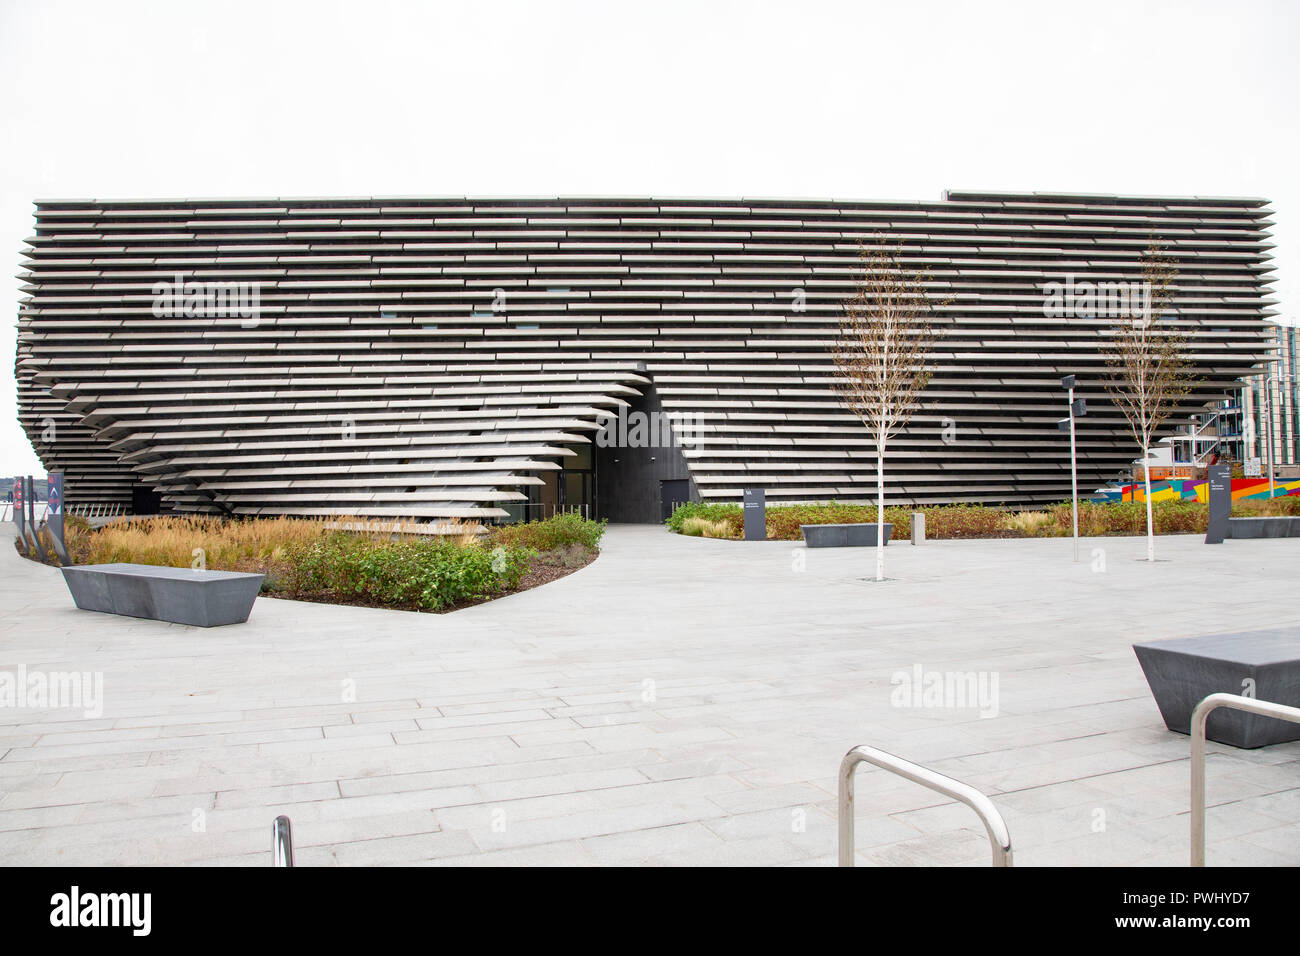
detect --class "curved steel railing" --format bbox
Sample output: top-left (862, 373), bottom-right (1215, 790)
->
top-left (838, 744), bottom-right (1013, 867)
top-left (273, 815), bottom-right (294, 867)
top-left (1191, 693), bottom-right (1300, 867)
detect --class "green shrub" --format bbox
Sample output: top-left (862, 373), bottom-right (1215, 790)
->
top-left (917, 506), bottom-right (1010, 539)
top-left (491, 512), bottom-right (607, 551)
top-left (669, 492), bottom-right (1300, 542)
top-left (756, 502), bottom-right (1009, 541)
top-left (284, 532), bottom-right (532, 610)
top-left (1237, 496), bottom-right (1300, 517)
top-left (534, 542), bottom-right (595, 568)
top-left (669, 500), bottom-right (1031, 541)
top-left (1151, 501), bottom-right (1207, 535)
top-left (1045, 500), bottom-right (1209, 537)
top-left (766, 502), bottom-right (868, 539)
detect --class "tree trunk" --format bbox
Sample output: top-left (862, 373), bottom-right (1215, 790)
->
top-left (876, 440), bottom-right (885, 582)
top-left (1143, 459), bottom-right (1155, 562)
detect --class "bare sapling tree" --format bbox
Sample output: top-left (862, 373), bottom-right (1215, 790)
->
top-left (833, 241), bottom-right (948, 581)
top-left (1100, 243), bottom-right (1196, 562)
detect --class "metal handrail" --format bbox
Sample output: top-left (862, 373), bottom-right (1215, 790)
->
top-left (3, 502), bottom-right (126, 522)
top-left (838, 744), bottom-right (1013, 867)
top-left (498, 502), bottom-right (591, 522)
top-left (1191, 692), bottom-right (1300, 867)
top-left (273, 815), bottom-right (294, 867)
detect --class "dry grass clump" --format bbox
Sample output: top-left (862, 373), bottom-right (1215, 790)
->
top-left (681, 516), bottom-right (738, 539)
top-left (1007, 511), bottom-right (1054, 535)
top-left (327, 517), bottom-right (484, 545)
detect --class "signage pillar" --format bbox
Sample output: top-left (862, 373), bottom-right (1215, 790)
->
top-left (46, 472), bottom-right (70, 564)
top-left (1205, 464), bottom-right (1231, 544)
top-left (12, 477), bottom-right (27, 555)
top-left (743, 488), bottom-right (766, 541)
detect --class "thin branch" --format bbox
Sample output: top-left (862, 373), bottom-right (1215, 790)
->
top-left (832, 239), bottom-right (950, 451)
top-left (1100, 243), bottom-right (1198, 453)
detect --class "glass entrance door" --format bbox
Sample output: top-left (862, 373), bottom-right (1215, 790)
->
top-left (555, 442), bottom-right (595, 517)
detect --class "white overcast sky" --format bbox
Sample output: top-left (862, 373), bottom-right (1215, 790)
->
top-left (2, 0), bottom-right (1297, 475)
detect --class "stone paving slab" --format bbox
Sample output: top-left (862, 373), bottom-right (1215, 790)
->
top-left (1, 522), bottom-right (1298, 866)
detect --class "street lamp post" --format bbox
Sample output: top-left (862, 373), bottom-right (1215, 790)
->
top-left (1267, 377), bottom-right (1275, 499)
top-left (1059, 375), bottom-right (1086, 563)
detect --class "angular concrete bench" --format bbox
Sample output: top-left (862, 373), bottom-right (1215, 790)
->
top-left (801, 523), bottom-right (893, 548)
top-left (1226, 516), bottom-right (1300, 538)
top-left (1133, 627), bottom-right (1300, 748)
top-left (61, 563), bottom-right (263, 627)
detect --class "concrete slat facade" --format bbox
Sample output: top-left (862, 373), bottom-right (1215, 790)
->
top-left (15, 191), bottom-right (1277, 517)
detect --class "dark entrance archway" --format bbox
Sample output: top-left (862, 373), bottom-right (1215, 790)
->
top-left (594, 379), bottom-right (695, 523)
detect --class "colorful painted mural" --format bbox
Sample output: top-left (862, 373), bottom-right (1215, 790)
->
top-left (1093, 477), bottom-right (1300, 504)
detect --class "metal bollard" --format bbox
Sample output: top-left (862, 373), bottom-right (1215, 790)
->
top-left (911, 512), bottom-right (925, 545)
top-left (273, 815), bottom-right (294, 867)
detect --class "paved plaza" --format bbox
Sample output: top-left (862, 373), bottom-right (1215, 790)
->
top-left (1, 523), bottom-right (1298, 866)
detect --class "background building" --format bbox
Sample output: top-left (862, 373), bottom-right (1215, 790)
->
top-left (16, 192), bottom-right (1278, 521)
top-left (1241, 321), bottom-right (1300, 476)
